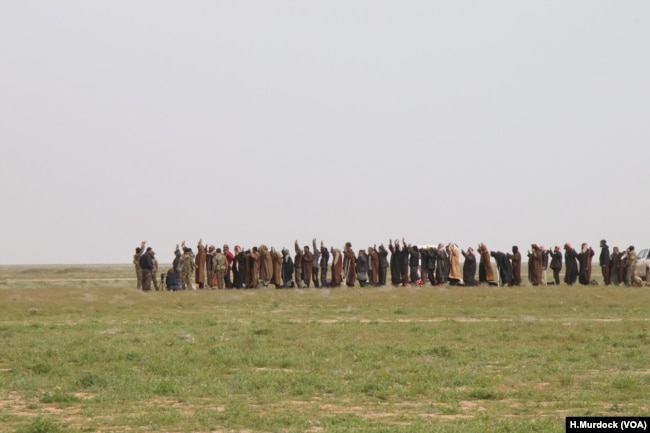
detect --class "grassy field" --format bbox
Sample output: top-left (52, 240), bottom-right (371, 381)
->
top-left (1, 264), bottom-right (649, 433)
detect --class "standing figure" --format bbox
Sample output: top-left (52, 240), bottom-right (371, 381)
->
top-left (408, 244), bottom-right (420, 284)
top-left (528, 244), bottom-right (543, 286)
top-left (343, 242), bottom-right (357, 287)
top-left (330, 247), bottom-right (342, 287)
top-left (319, 241), bottom-right (330, 287)
top-left (311, 239), bottom-right (321, 288)
top-left (213, 248), bottom-right (227, 289)
top-left (563, 243), bottom-right (579, 285)
top-left (436, 243), bottom-right (450, 284)
top-left (139, 247), bottom-right (155, 291)
top-left (368, 246), bottom-right (379, 286)
top-left (281, 248), bottom-right (295, 288)
top-left (270, 247), bottom-right (283, 288)
top-left (461, 247), bottom-right (477, 286)
top-left (388, 240), bottom-right (402, 286)
top-left (477, 243), bottom-right (495, 285)
top-left (491, 250), bottom-right (513, 286)
top-left (356, 249), bottom-right (369, 287)
top-left (195, 240), bottom-right (207, 289)
top-left (259, 244), bottom-right (273, 288)
top-left (599, 240), bottom-right (611, 285)
top-left (507, 246), bottom-right (522, 286)
top-left (223, 245), bottom-right (234, 288)
top-left (302, 245), bottom-right (313, 288)
top-left (232, 245), bottom-right (246, 289)
top-left (133, 241), bottom-right (146, 290)
top-left (622, 246), bottom-right (638, 286)
top-left (294, 240), bottom-right (304, 288)
top-left (577, 243), bottom-right (595, 285)
top-left (448, 243), bottom-right (462, 285)
top-left (549, 246), bottom-right (563, 285)
top-left (609, 246), bottom-right (622, 285)
top-left (377, 244), bottom-right (389, 286)
top-left (249, 247), bottom-right (261, 289)
top-left (206, 245), bottom-right (216, 288)
top-left (181, 247), bottom-right (196, 290)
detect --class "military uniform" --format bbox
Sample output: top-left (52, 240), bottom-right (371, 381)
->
top-left (181, 253), bottom-right (196, 290)
top-left (213, 252), bottom-right (228, 289)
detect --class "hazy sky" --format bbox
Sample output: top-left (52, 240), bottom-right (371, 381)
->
top-left (1, 1), bottom-right (648, 265)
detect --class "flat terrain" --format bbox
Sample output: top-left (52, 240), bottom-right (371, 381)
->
top-left (1, 265), bottom-right (649, 433)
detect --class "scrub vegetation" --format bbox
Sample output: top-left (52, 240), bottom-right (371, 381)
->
top-left (1, 265), bottom-right (649, 433)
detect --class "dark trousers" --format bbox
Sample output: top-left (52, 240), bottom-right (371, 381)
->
top-left (601, 265), bottom-right (610, 285)
top-left (320, 266), bottom-right (328, 287)
top-left (552, 268), bottom-right (561, 285)
top-left (225, 267), bottom-right (233, 288)
top-left (312, 266), bottom-right (320, 288)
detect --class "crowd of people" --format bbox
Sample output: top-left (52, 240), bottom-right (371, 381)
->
top-left (132, 239), bottom-right (644, 292)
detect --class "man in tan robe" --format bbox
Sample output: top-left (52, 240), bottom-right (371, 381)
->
top-left (527, 244), bottom-right (543, 286)
top-left (477, 243), bottom-right (495, 284)
top-left (195, 240), bottom-right (207, 289)
top-left (330, 247), bottom-right (342, 287)
top-left (259, 244), bottom-right (273, 288)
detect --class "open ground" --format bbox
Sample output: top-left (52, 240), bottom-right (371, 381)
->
top-left (1, 264), bottom-right (649, 433)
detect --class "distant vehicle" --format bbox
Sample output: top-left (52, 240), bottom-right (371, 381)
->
top-left (635, 248), bottom-right (650, 280)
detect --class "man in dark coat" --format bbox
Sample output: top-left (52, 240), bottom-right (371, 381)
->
top-left (377, 244), bottom-right (389, 286)
top-left (528, 244), bottom-right (543, 286)
top-left (507, 246), bottom-right (522, 286)
top-left (461, 247), bottom-right (477, 286)
top-left (577, 243), bottom-right (595, 285)
top-left (436, 243), bottom-right (449, 284)
top-left (549, 246), bottom-right (563, 285)
top-left (408, 244), bottom-right (420, 284)
top-left (564, 243), bottom-right (579, 285)
top-left (388, 240), bottom-right (402, 286)
top-left (491, 250), bottom-right (513, 286)
top-left (599, 240), bottom-right (611, 285)
top-left (281, 248), bottom-right (294, 288)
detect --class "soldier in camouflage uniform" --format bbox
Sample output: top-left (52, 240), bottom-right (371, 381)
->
top-left (133, 240), bottom-right (146, 290)
top-left (212, 248), bottom-right (228, 289)
top-left (181, 248), bottom-right (196, 290)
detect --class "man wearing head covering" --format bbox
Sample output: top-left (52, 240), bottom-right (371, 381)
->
top-left (195, 239), bottom-right (207, 289)
top-left (477, 243), bottom-right (495, 284)
top-left (622, 246), bottom-right (638, 287)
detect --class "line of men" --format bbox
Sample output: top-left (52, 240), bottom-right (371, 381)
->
top-left (132, 238), bottom-right (642, 292)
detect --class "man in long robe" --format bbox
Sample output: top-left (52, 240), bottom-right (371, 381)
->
top-left (249, 247), bottom-right (261, 289)
top-left (491, 250), bottom-right (513, 286)
top-left (461, 247), bottom-right (477, 286)
top-left (270, 247), bottom-right (283, 288)
top-left (388, 240), bottom-right (402, 286)
top-left (368, 246), bottom-right (379, 286)
top-left (259, 244), bottom-right (273, 288)
top-left (448, 243), bottom-right (462, 285)
top-left (528, 244), bottom-right (543, 286)
top-left (408, 244), bottom-right (420, 284)
top-left (477, 243), bottom-right (495, 284)
top-left (294, 240), bottom-right (304, 288)
top-left (281, 248), bottom-right (294, 288)
top-left (577, 243), bottom-right (595, 285)
top-left (302, 245), bottom-right (313, 288)
top-left (436, 243), bottom-right (450, 284)
top-left (377, 244), bottom-right (389, 286)
top-left (330, 247), bottom-right (342, 287)
top-left (343, 242), bottom-right (357, 287)
top-left (312, 239), bottom-right (321, 288)
top-left (507, 246), bottom-right (522, 286)
top-left (232, 246), bottom-right (246, 289)
top-left (195, 240), bottom-right (207, 289)
top-left (564, 243), bottom-right (579, 285)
